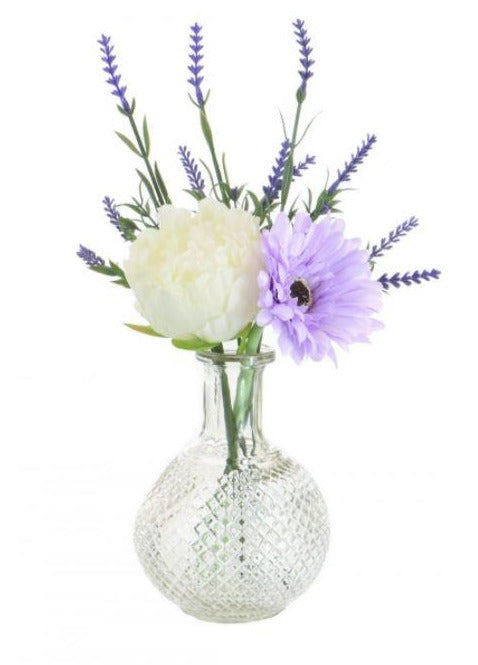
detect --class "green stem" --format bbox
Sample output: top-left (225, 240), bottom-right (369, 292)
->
top-left (233, 325), bottom-right (263, 448)
top-left (215, 327), bottom-right (264, 474)
top-left (211, 343), bottom-right (240, 473)
top-left (127, 114), bottom-right (171, 205)
top-left (210, 148), bottom-right (227, 203)
top-left (280, 100), bottom-right (304, 211)
top-left (243, 324), bottom-right (263, 355)
top-left (199, 107), bottom-right (230, 207)
top-left (220, 367), bottom-right (240, 473)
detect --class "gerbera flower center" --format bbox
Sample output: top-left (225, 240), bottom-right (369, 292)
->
top-left (290, 278), bottom-right (312, 308)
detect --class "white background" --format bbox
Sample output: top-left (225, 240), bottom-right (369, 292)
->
top-left (1, 0), bottom-right (477, 663)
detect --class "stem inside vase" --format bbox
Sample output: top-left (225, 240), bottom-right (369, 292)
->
top-left (201, 333), bottom-right (269, 475)
top-left (220, 328), bottom-right (263, 474)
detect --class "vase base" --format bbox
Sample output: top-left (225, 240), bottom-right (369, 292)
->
top-left (180, 606), bottom-right (283, 624)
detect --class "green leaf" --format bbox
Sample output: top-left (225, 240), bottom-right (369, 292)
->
top-left (118, 216), bottom-right (138, 229)
top-left (124, 323), bottom-right (164, 337)
top-left (187, 92), bottom-right (201, 109)
top-left (296, 112), bottom-right (320, 147)
top-left (122, 203), bottom-right (146, 216)
top-left (108, 260), bottom-right (125, 276)
top-left (311, 188), bottom-right (339, 220)
top-left (154, 161), bottom-right (170, 204)
top-left (279, 110), bottom-right (289, 141)
top-left (90, 264), bottom-right (116, 277)
top-left (246, 190), bottom-right (265, 219)
top-left (89, 262), bottom-right (130, 288)
top-left (112, 278), bottom-right (130, 288)
top-left (142, 116), bottom-right (150, 156)
top-left (184, 188), bottom-right (205, 201)
top-left (117, 216), bottom-right (138, 241)
top-left (221, 153), bottom-right (231, 186)
top-left (199, 159), bottom-right (221, 200)
top-left (115, 131), bottom-right (141, 156)
top-left (117, 98), bottom-right (136, 116)
top-left (305, 187), bottom-right (313, 211)
top-left (288, 194), bottom-right (300, 219)
top-left (172, 338), bottom-right (215, 351)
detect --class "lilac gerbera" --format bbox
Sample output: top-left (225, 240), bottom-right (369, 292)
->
top-left (257, 212), bottom-right (383, 363)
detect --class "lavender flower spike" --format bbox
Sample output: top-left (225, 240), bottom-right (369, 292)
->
top-left (328, 133), bottom-right (377, 194)
top-left (369, 216), bottom-right (419, 261)
top-left (97, 34), bottom-right (130, 113)
top-left (262, 140), bottom-right (291, 203)
top-left (102, 196), bottom-right (121, 232)
top-left (77, 245), bottom-right (105, 267)
top-left (378, 269), bottom-right (441, 290)
top-left (178, 146), bottom-right (205, 196)
top-left (187, 23), bottom-right (205, 106)
top-left (293, 154), bottom-right (316, 178)
top-left (293, 19), bottom-right (315, 94)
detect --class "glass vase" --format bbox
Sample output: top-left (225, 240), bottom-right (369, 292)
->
top-left (134, 348), bottom-right (330, 622)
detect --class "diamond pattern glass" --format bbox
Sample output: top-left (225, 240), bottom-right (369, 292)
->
top-left (134, 349), bottom-right (330, 622)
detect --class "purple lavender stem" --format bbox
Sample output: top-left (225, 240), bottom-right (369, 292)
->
top-left (369, 216), bottom-right (420, 260)
top-left (262, 140), bottom-right (291, 203)
top-left (262, 142), bottom-right (315, 205)
top-left (187, 23), bottom-right (205, 106)
top-left (378, 269), bottom-right (441, 290)
top-left (293, 154), bottom-right (316, 177)
top-left (102, 196), bottom-right (121, 232)
top-left (178, 146), bottom-right (205, 195)
top-left (293, 19), bottom-right (315, 93)
top-left (228, 186), bottom-right (242, 203)
top-left (328, 134), bottom-right (377, 194)
top-left (77, 245), bottom-right (105, 267)
top-left (97, 34), bottom-right (130, 113)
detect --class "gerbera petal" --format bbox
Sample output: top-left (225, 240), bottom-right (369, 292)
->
top-left (290, 232), bottom-right (306, 257)
top-left (293, 211), bottom-right (313, 233)
top-left (256, 309), bottom-right (273, 326)
top-left (258, 290), bottom-right (273, 307)
top-left (256, 210), bottom-right (383, 363)
top-left (272, 303), bottom-right (294, 321)
top-left (295, 320), bottom-right (309, 344)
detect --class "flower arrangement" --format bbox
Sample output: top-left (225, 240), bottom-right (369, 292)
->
top-left (78, 21), bottom-right (442, 620)
top-left (79, 20), bottom-right (440, 384)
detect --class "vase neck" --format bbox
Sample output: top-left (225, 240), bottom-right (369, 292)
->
top-left (197, 349), bottom-right (275, 468)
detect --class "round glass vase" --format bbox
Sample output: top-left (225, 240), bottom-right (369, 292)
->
top-left (134, 348), bottom-right (330, 623)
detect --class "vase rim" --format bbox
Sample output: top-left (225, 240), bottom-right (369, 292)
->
top-left (196, 345), bottom-right (275, 366)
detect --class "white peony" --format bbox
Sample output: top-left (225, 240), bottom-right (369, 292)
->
top-left (124, 198), bottom-right (264, 343)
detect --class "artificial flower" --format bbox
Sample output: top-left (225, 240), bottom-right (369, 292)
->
top-left (257, 212), bottom-right (383, 363)
top-left (124, 198), bottom-right (264, 342)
